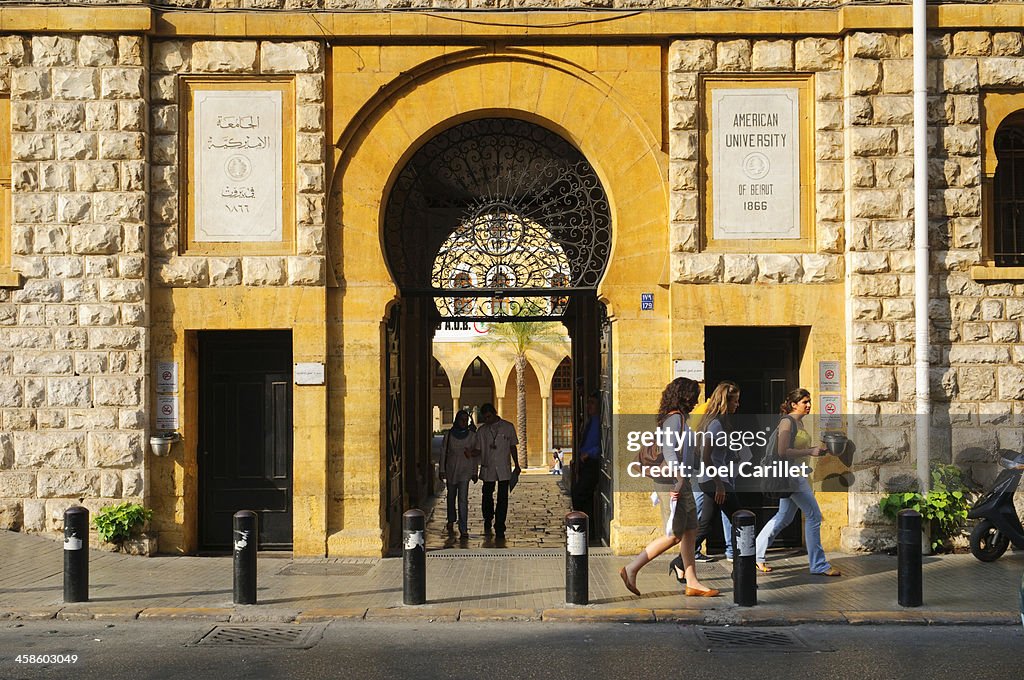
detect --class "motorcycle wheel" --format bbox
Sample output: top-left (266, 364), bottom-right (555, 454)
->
top-left (970, 520), bottom-right (1010, 562)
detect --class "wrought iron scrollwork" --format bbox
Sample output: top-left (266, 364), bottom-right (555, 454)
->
top-left (383, 118), bottom-right (611, 318)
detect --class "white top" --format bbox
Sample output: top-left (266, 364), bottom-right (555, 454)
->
top-left (439, 430), bottom-right (480, 484)
top-left (477, 419), bottom-right (519, 482)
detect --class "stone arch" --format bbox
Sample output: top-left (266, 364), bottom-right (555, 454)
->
top-left (327, 48), bottom-right (669, 554)
top-left (330, 49), bottom-right (668, 307)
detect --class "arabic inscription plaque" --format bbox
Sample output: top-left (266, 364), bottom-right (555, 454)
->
top-left (194, 90), bottom-right (283, 242)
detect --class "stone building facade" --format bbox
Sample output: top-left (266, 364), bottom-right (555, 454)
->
top-left (1, 1), bottom-right (1023, 556)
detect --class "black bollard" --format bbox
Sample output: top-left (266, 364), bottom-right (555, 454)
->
top-left (731, 509), bottom-right (757, 606)
top-left (403, 509), bottom-right (426, 605)
top-left (897, 509), bottom-right (923, 607)
top-left (565, 511), bottom-right (588, 605)
top-left (233, 510), bottom-right (258, 605)
top-left (63, 506), bottom-right (89, 603)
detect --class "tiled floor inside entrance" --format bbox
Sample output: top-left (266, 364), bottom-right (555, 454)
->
top-left (424, 472), bottom-right (573, 550)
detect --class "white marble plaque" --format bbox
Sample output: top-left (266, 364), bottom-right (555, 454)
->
top-left (194, 90), bottom-right (283, 242)
top-left (712, 88), bottom-right (801, 240)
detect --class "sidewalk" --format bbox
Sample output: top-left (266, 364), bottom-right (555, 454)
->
top-left (1, 475), bottom-right (1021, 626)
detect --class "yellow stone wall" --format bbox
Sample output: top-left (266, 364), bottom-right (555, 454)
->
top-left (17, 6), bottom-right (1021, 555)
top-left (150, 286), bottom-right (327, 554)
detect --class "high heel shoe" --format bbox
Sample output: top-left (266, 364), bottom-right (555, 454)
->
top-left (619, 567), bottom-right (641, 596)
top-left (668, 556), bottom-right (686, 584)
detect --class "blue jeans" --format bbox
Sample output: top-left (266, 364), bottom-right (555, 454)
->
top-left (695, 487), bottom-right (740, 559)
top-left (755, 481), bottom-right (831, 573)
top-left (446, 481), bottom-right (470, 534)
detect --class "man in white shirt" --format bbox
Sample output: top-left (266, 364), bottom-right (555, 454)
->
top-left (476, 402), bottom-right (521, 543)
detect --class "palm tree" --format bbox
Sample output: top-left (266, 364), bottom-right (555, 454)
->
top-left (476, 319), bottom-right (565, 466)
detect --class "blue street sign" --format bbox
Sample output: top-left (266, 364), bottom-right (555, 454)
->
top-left (641, 293), bottom-right (654, 311)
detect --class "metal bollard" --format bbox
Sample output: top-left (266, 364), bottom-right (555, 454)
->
top-left (403, 509), bottom-right (426, 605)
top-left (565, 511), bottom-right (588, 605)
top-left (897, 509), bottom-right (923, 607)
top-left (233, 510), bottom-right (258, 605)
top-left (731, 509), bottom-right (757, 607)
top-left (63, 506), bottom-right (89, 603)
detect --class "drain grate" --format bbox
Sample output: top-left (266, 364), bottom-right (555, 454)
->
top-left (697, 628), bottom-right (810, 652)
top-left (192, 624), bottom-right (325, 649)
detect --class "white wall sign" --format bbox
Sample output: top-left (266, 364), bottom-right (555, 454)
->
top-left (819, 394), bottom-right (841, 430)
top-left (712, 88), bottom-right (801, 240)
top-left (819, 360), bottom-right (841, 392)
top-left (194, 90), bottom-right (283, 242)
top-left (156, 361), bottom-right (178, 393)
top-left (156, 395), bottom-right (180, 430)
top-left (294, 362), bottom-right (325, 386)
top-left (673, 360), bottom-right (705, 381)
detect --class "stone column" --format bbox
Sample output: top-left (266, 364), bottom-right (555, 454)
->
top-left (539, 395), bottom-right (550, 469)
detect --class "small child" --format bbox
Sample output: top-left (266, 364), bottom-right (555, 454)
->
top-left (551, 447), bottom-right (563, 475)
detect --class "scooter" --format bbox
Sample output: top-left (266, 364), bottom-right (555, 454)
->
top-left (967, 451), bottom-right (1024, 562)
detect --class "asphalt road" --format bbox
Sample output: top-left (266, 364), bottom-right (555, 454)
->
top-left (1, 620), bottom-right (1021, 680)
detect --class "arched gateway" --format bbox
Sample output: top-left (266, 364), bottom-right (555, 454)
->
top-left (380, 118), bottom-right (614, 552)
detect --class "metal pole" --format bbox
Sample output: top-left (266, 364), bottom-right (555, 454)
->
top-left (403, 509), bottom-right (426, 605)
top-left (898, 509), bottom-right (923, 607)
top-left (233, 510), bottom-right (258, 605)
top-left (63, 506), bottom-right (89, 603)
top-left (731, 509), bottom-right (757, 607)
top-left (565, 511), bottom-right (588, 605)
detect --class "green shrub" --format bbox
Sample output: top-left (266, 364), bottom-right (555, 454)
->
top-left (879, 463), bottom-right (972, 552)
top-left (93, 502), bottom-right (153, 544)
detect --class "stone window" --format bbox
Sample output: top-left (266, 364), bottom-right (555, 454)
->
top-left (0, 94), bottom-right (17, 287)
top-left (977, 93), bottom-right (1024, 279)
top-left (991, 114), bottom-right (1024, 267)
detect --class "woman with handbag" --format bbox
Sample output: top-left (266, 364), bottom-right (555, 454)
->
top-left (754, 388), bottom-right (841, 576)
top-left (438, 410), bottom-right (480, 540)
top-left (684, 381), bottom-right (751, 571)
top-left (619, 377), bottom-right (720, 598)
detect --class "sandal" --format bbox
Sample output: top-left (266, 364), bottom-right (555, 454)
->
top-left (755, 563), bottom-right (773, 573)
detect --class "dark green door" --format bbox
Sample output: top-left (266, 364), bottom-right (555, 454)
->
top-left (199, 331), bottom-right (293, 551)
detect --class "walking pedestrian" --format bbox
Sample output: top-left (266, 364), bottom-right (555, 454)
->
top-left (476, 403), bottom-right (521, 544)
top-left (619, 377), bottom-right (720, 598)
top-left (438, 410), bottom-right (480, 540)
top-left (754, 388), bottom-right (841, 576)
top-left (683, 381), bottom-right (752, 574)
top-left (551, 447), bottom-right (563, 475)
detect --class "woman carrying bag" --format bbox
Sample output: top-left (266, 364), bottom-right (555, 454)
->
top-left (619, 377), bottom-right (720, 598)
top-left (754, 388), bottom-right (841, 576)
top-left (438, 410), bottom-right (480, 540)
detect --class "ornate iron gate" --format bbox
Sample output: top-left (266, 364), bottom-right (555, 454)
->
top-left (384, 305), bottom-right (403, 553)
top-left (597, 304), bottom-right (614, 546)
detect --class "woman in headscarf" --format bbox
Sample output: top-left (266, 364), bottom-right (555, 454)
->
top-left (439, 410), bottom-right (480, 540)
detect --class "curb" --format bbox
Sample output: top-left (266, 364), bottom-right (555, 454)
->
top-left (5, 606), bottom-right (1019, 626)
